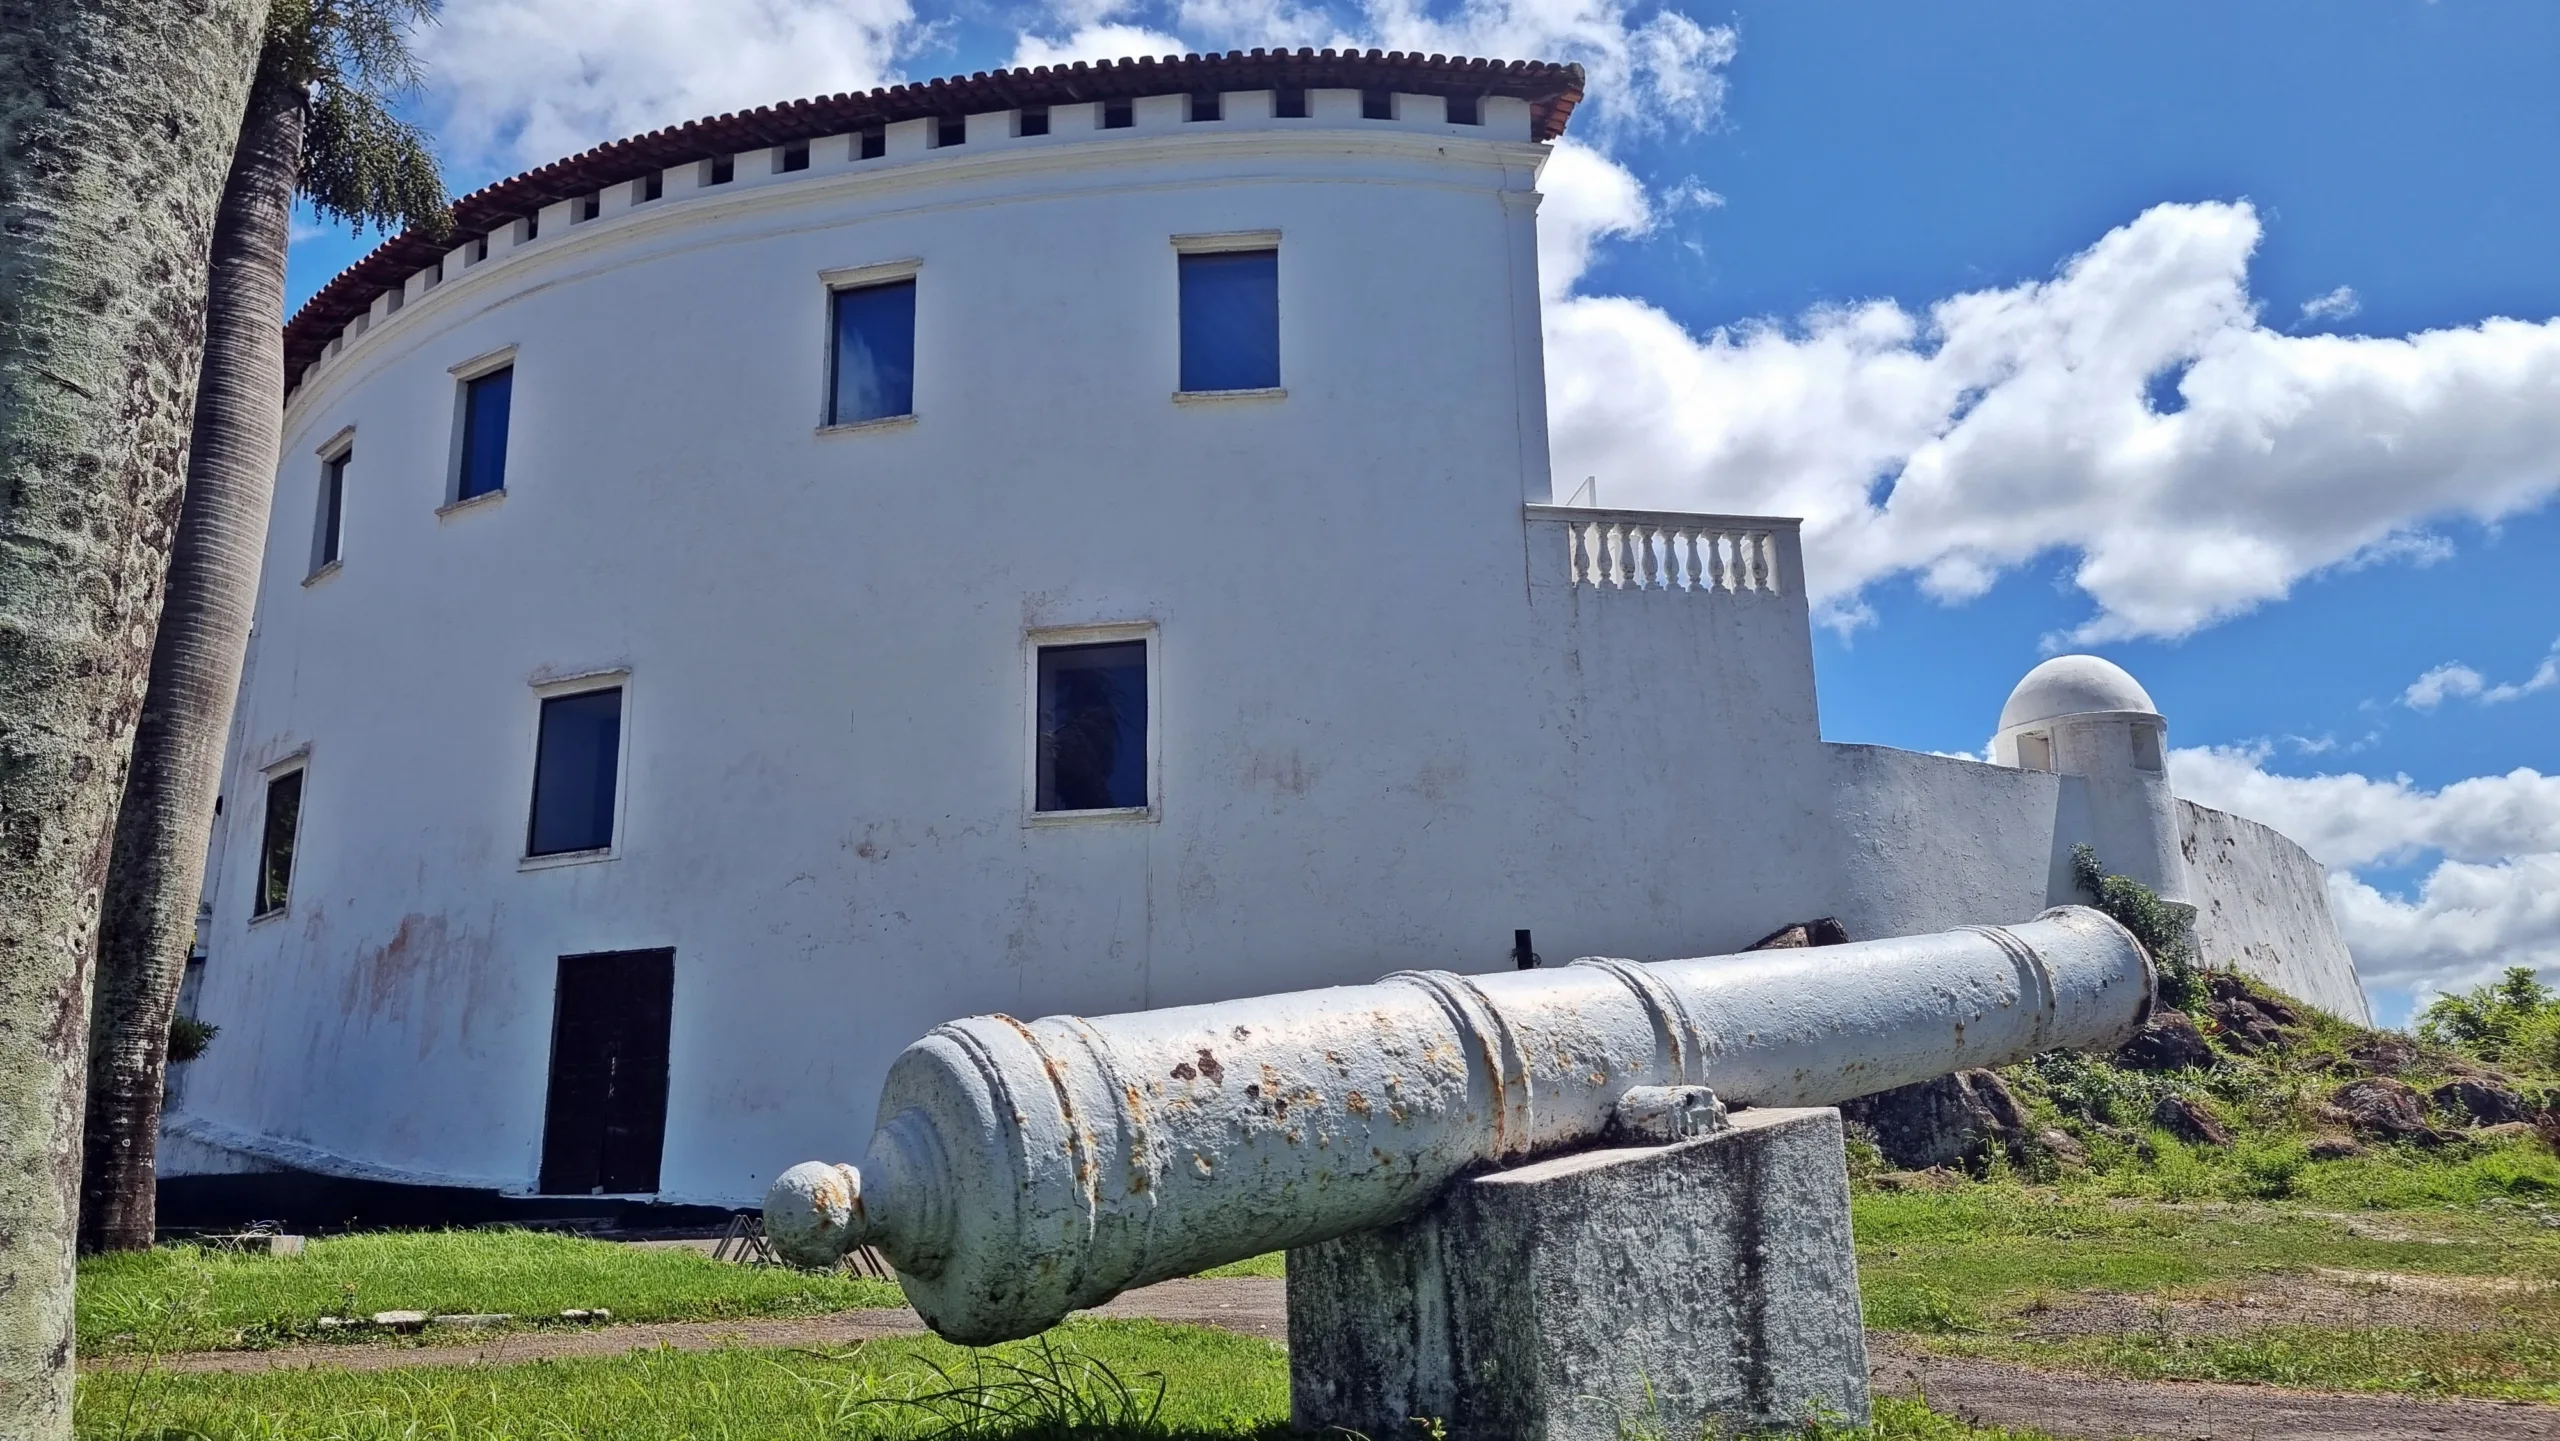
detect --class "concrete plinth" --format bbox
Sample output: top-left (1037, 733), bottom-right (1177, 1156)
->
top-left (1287, 1107), bottom-right (1869, 1439)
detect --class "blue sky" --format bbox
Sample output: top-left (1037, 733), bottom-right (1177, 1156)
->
top-left (285, 2), bottom-right (2560, 1023)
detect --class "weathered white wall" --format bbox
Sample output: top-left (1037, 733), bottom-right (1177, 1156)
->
top-left (2178, 800), bottom-right (2372, 1025)
top-left (175, 107), bottom-right (1837, 1204)
top-left (1825, 745), bottom-right (2074, 939)
top-left (1825, 745), bottom-right (2370, 1024)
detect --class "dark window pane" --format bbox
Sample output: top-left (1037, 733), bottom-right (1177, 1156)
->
top-left (1276, 87), bottom-right (1307, 118)
top-left (1018, 106), bottom-right (1049, 137)
top-left (319, 452), bottom-right (346, 566)
top-left (1447, 94), bottom-right (1481, 125)
top-left (1179, 250), bottom-right (1279, 392)
top-left (778, 140), bottom-right (809, 172)
top-left (706, 154), bottom-right (734, 185)
top-left (457, 367), bottom-right (512, 500)
top-left (1103, 98), bottom-right (1133, 129)
top-left (859, 128), bottom-right (885, 159)
top-left (1362, 88), bottom-right (1393, 120)
top-left (529, 688), bottom-right (622, 856)
top-left (829, 280), bottom-right (916, 425)
top-left (257, 769), bottom-right (303, 915)
top-left (1189, 92), bottom-right (1219, 122)
top-left (1037, 642), bottom-right (1147, 812)
top-left (936, 116), bottom-right (965, 147)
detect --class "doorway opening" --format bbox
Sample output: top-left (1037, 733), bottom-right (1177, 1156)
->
top-left (538, 948), bottom-right (673, 1194)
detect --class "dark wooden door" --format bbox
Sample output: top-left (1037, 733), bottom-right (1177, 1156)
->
top-left (538, 949), bottom-right (674, 1194)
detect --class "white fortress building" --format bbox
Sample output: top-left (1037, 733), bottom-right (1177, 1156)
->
top-left (167, 51), bottom-right (2367, 1209)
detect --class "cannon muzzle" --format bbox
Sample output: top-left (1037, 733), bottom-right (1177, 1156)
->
top-left (768, 906), bottom-right (2151, 1342)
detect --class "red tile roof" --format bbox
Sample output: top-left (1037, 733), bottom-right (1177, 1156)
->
top-left (283, 48), bottom-right (1584, 387)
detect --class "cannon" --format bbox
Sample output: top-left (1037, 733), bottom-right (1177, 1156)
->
top-left (767, 906), bottom-right (2151, 1345)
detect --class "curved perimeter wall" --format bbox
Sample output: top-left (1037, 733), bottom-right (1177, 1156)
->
top-left (1827, 745), bottom-right (2370, 1024)
top-left (2178, 800), bottom-right (2371, 1025)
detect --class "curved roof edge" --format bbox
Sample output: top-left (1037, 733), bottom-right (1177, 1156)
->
top-left (282, 48), bottom-right (1585, 383)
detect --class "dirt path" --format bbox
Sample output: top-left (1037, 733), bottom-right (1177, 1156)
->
top-left (1867, 1339), bottom-right (2558, 1441)
top-left (96, 1278), bottom-right (2560, 1440)
top-left (99, 1277), bottom-right (1281, 1377)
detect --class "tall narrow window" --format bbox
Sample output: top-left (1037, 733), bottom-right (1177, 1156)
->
top-left (456, 366), bottom-right (513, 500)
top-left (528, 687), bottom-right (622, 857)
top-left (634, 171), bottom-right (662, 203)
top-left (572, 192), bottom-right (600, 223)
top-left (1178, 249), bottom-right (1279, 393)
top-left (1037, 642), bottom-right (1148, 813)
top-left (315, 448), bottom-right (348, 571)
top-left (255, 768), bottom-right (304, 916)
top-left (520, 212), bottom-right (540, 242)
top-left (828, 279), bottom-right (917, 426)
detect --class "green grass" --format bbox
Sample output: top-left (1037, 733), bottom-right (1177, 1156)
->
top-left (78, 1320), bottom-right (2044, 1440)
top-left (77, 1229), bottom-right (902, 1355)
top-left (1191, 1253), bottom-right (1282, 1280)
top-left (1854, 1184), bottom-right (2560, 1401)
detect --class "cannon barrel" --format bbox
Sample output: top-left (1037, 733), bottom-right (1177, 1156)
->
top-left (768, 906), bottom-right (2151, 1343)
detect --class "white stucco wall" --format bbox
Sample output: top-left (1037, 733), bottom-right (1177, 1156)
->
top-left (1824, 744), bottom-right (2370, 1024)
top-left (175, 104), bottom-right (1843, 1204)
top-left (2178, 800), bottom-right (2372, 1025)
top-left (1825, 744), bottom-right (2074, 940)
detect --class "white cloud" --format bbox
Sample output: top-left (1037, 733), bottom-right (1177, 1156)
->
top-left (2169, 745), bottom-right (2560, 998)
top-left (1014, 2), bottom-right (1738, 140)
top-left (419, 0), bottom-right (923, 170)
top-left (1011, 22), bottom-right (1188, 68)
top-left (2298, 284), bottom-right (2361, 323)
top-left (2402, 662), bottom-right (2490, 710)
top-left (1542, 198), bottom-right (2560, 641)
top-left (2399, 640), bottom-right (2560, 709)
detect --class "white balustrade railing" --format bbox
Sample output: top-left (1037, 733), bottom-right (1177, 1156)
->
top-left (1527, 505), bottom-right (1795, 596)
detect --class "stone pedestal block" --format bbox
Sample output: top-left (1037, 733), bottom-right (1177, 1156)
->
top-left (1287, 1107), bottom-right (1869, 1439)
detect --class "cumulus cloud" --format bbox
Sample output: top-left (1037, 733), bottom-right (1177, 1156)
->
top-left (1011, 22), bottom-right (1189, 68)
top-left (1007, 2), bottom-right (1735, 139)
top-left (2399, 641), bottom-right (2560, 709)
top-left (1542, 194), bottom-right (2560, 641)
top-left (419, 0), bottom-right (923, 169)
top-left (2170, 745), bottom-right (2560, 997)
top-left (2298, 284), bottom-right (2361, 323)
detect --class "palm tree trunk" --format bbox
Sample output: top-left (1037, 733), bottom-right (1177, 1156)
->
top-left (81, 59), bottom-right (304, 1256)
top-left (0, 0), bottom-right (268, 1431)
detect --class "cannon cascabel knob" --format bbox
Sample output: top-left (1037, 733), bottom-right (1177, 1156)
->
top-left (765, 1160), bottom-right (865, 1268)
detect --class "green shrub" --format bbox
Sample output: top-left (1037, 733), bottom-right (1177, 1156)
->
top-left (2418, 966), bottom-right (2560, 1072)
top-left (2070, 844), bottom-right (2200, 1009)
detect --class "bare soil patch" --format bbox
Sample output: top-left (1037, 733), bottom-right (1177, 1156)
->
top-left (1872, 1339), bottom-right (2559, 1441)
top-left (2014, 1270), bottom-right (2540, 1340)
top-left (92, 1277), bottom-right (1283, 1376)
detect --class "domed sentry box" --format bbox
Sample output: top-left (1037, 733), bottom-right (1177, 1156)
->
top-left (1994, 654), bottom-right (2191, 906)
